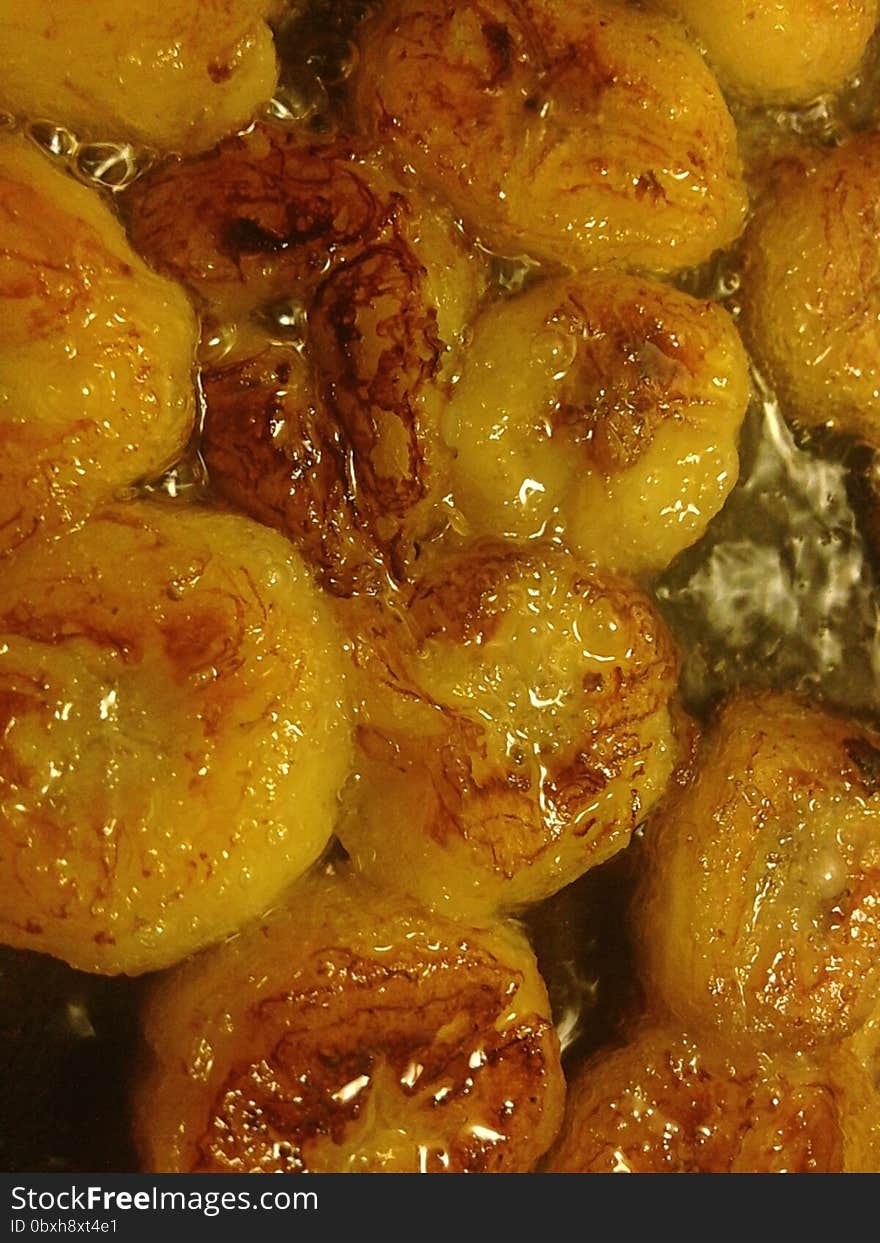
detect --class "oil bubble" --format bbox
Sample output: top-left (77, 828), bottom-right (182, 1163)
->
top-left (264, 75), bottom-right (329, 126)
top-left (74, 142), bottom-right (154, 191)
top-left (254, 297), bottom-right (309, 349)
top-left (27, 119), bottom-right (77, 159)
top-left (530, 328), bottom-right (578, 381)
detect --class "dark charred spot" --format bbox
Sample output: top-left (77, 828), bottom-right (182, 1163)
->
top-left (223, 203), bottom-right (342, 256)
top-left (125, 127), bottom-right (391, 299)
top-left (482, 22), bottom-right (514, 85)
top-left (844, 737), bottom-right (880, 793)
top-left (224, 217), bottom-right (291, 256)
top-left (207, 61), bottom-right (233, 83)
top-left (635, 171), bottom-right (668, 204)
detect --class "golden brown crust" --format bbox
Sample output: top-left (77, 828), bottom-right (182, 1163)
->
top-left (200, 346), bottom-right (381, 596)
top-left (641, 692), bottom-right (880, 1052)
top-left (442, 269), bottom-right (750, 574)
top-left (0, 0), bottom-right (279, 153)
top-left (0, 135), bottom-right (197, 556)
top-left (137, 869), bottom-right (566, 1173)
top-left (547, 1019), bottom-right (845, 1173)
top-left (310, 242), bottom-right (443, 522)
top-left (196, 958), bottom-right (553, 1173)
top-left (741, 134), bottom-right (880, 444)
top-left (550, 288), bottom-right (717, 473)
top-left (126, 129), bottom-right (393, 313)
top-left (338, 541), bottom-right (682, 914)
top-left (350, 0), bottom-right (747, 270)
top-left (0, 501), bottom-right (352, 975)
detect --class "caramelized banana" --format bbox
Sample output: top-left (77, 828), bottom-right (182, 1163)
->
top-left (0, 136), bottom-right (196, 556)
top-left (135, 868), bottom-right (565, 1173)
top-left (338, 542), bottom-right (682, 917)
top-left (127, 126), bottom-right (485, 578)
top-left (656, 0), bottom-right (878, 104)
top-left (642, 694), bottom-right (880, 1052)
top-left (741, 135), bottom-right (880, 444)
top-left (444, 272), bottom-right (749, 575)
top-left (546, 1020), bottom-right (847, 1173)
top-left (351, 0), bottom-right (747, 271)
top-left (0, 502), bottom-right (352, 975)
top-left (0, 0), bottom-right (279, 153)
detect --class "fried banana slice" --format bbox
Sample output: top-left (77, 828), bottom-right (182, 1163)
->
top-left (642, 693), bottom-right (880, 1053)
top-left (0, 136), bottom-right (197, 556)
top-left (444, 272), bottom-right (749, 575)
top-left (0, 501), bottom-right (352, 975)
top-left (126, 125), bottom-right (485, 579)
top-left (656, 0), bottom-right (878, 104)
top-left (350, 0), bottom-right (747, 271)
top-left (546, 1020), bottom-right (846, 1173)
top-left (741, 135), bottom-right (880, 445)
top-left (0, 0), bottom-right (279, 153)
top-left (338, 542), bottom-right (682, 917)
top-left (135, 868), bottom-right (565, 1173)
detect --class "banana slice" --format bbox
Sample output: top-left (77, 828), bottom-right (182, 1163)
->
top-left (742, 135), bottom-right (880, 445)
top-left (126, 125), bottom-right (485, 580)
top-left (0, 136), bottom-right (197, 556)
top-left (656, 0), bottom-right (878, 104)
top-left (338, 541), bottom-right (682, 917)
top-left (351, 0), bottom-right (747, 270)
top-left (0, 0), bottom-right (279, 153)
top-left (642, 693), bottom-right (880, 1052)
top-left (0, 501), bottom-right (352, 975)
top-left (444, 271), bottom-right (749, 575)
top-left (547, 1019), bottom-right (847, 1173)
top-left (135, 867), bottom-right (565, 1173)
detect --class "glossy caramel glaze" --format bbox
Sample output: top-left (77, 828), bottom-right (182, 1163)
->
top-left (2, 0), bottom-right (880, 1177)
top-left (547, 1019), bottom-right (848, 1173)
top-left (351, 0), bottom-right (747, 270)
top-left (0, 501), bottom-right (352, 975)
top-left (0, 136), bottom-right (197, 556)
top-left (444, 270), bottom-right (750, 575)
top-left (0, 0), bottom-right (280, 153)
top-left (136, 867), bottom-right (565, 1173)
top-left (338, 541), bottom-right (683, 917)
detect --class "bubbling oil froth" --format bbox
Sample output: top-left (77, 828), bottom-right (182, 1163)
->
top-left (657, 384), bottom-right (880, 718)
top-left (23, 118), bottom-right (156, 190)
